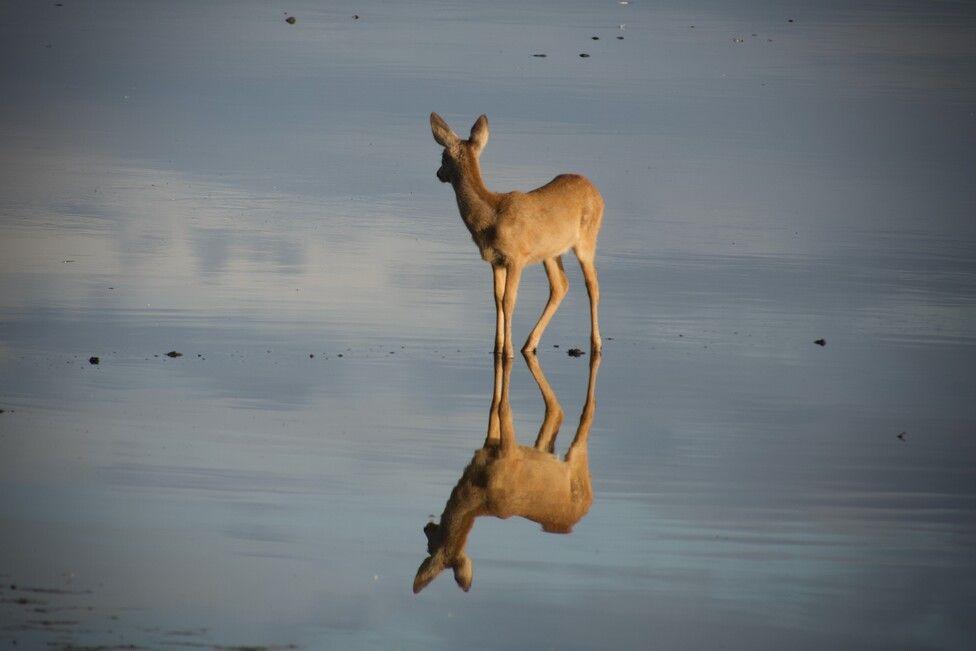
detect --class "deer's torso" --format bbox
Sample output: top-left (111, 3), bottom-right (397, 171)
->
top-left (456, 174), bottom-right (604, 267)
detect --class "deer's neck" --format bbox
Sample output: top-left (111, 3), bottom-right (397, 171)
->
top-left (452, 156), bottom-right (499, 234)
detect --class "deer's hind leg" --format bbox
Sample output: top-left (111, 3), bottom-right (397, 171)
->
top-left (574, 241), bottom-right (602, 353)
top-left (522, 256), bottom-right (569, 354)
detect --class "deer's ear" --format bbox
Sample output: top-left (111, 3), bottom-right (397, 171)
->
top-left (413, 555), bottom-right (444, 594)
top-left (430, 112), bottom-right (459, 148)
top-left (453, 552), bottom-right (473, 592)
top-left (469, 114), bottom-right (489, 154)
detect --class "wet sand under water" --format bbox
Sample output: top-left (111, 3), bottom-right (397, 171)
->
top-left (1, 1), bottom-right (975, 649)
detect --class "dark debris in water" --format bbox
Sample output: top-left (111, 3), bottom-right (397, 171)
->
top-left (165, 350), bottom-right (182, 358)
top-left (88, 356), bottom-right (99, 365)
top-left (813, 338), bottom-right (826, 347)
top-left (567, 348), bottom-right (585, 357)
top-left (285, 16), bottom-right (296, 25)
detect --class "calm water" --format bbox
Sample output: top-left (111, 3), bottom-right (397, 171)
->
top-left (1, 0), bottom-right (975, 649)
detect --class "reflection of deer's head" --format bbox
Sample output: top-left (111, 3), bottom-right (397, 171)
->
top-left (413, 353), bottom-right (601, 594)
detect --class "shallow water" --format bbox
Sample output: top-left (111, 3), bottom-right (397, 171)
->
top-left (1, 0), bottom-right (975, 649)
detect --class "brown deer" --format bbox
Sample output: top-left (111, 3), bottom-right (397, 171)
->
top-left (430, 113), bottom-right (604, 357)
top-left (413, 352), bottom-right (601, 593)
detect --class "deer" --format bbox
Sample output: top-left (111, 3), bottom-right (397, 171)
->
top-left (429, 112), bottom-right (604, 358)
top-left (413, 351), bottom-right (601, 593)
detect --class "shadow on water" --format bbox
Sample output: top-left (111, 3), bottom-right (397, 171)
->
top-left (413, 352), bottom-right (600, 593)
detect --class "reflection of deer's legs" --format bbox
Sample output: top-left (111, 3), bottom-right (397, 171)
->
top-left (492, 265), bottom-right (507, 355)
top-left (484, 355), bottom-right (504, 445)
top-left (522, 256), bottom-right (569, 353)
top-left (565, 353), bottom-right (601, 463)
top-left (523, 352), bottom-right (564, 453)
top-left (497, 355), bottom-right (517, 452)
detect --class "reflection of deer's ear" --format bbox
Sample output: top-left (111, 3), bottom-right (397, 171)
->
top-left (430, 112), bottom-right (459, 148)
top-left (413, 555), bottom-right (444, 594)
top-left (453, 552), bottom-right (473, 592)
top-left (469, 114), bottom-right (489, 154)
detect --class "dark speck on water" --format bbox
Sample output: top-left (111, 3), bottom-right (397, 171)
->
top-left (567, 348), bottom-right (585, 357)
top-left (814, 338), bottom-right (826, 346)
top-left (579, 53), bottom-right (590, 58)
top-left (165, 350), bottom-right (182, 358)
top-left (88, 356), bottom-right (99, 365)
top-left (532, 53), bottom-right (547, 57)
top-left (285, 16), bottom-right (296, 25)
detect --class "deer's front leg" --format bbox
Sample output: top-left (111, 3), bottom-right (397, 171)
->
top-left (501, 264), bottom-right (523, 359)
top-left (492, 265), bottom-right (506, 355)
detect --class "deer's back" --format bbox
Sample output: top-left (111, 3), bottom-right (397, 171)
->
top-left (490, 176), bottom-right (602, 264)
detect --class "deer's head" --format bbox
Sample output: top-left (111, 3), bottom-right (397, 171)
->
top-left (429, 112), bottom-right (489, 184)
top-left (412, 521), bottom-right (473, 593)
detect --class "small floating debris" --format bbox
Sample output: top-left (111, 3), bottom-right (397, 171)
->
top-left (88, 356), bottom-right (99, 365)
top-left (532, 53), bottom-right (547, 57)
top-left (567, 348), bottom-right (585, 357)
top-left (813, 339), bottom-right (826, 347)
top-left (353, 14), bottom-right (360, 20)
top-left (309, 353), bottom-right (315, 358)
top-left (592, 36), bottom-right (600, 40)
top-left (285, 16), bottom-right (296, 25)
top-left (897, 431), bottom-right (907, 441)
top-left (616, 36), bottom-right (624, 40)
top-left (579, 53), bottom-right (590, 58)
top-left (165, 350), bottom-right (182, 358)
top-left (732, 36), bottom-right (744, 44)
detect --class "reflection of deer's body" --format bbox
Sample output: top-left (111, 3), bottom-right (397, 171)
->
top-left (414, 353), bottom-right (600, 593)
top-left (430, 113), bottom-right (604, 357)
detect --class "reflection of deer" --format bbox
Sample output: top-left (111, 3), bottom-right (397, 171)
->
top-left (413, 353), bottom-right (601, 593)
